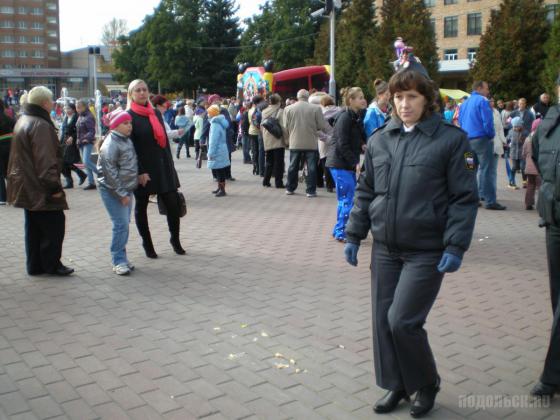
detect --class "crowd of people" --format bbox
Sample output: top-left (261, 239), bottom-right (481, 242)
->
top-left (1, 49), bottom-right (560, 418)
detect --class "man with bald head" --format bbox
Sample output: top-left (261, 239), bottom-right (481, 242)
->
top-left (533, 93), bottom-right (551, 119)
top-left (283, 89), bottom-right (330, 197)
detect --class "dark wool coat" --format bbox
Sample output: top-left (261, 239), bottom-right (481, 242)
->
top-left (128, 107), bottom-right (180, 195)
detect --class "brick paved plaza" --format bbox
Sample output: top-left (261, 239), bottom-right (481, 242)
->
top-left (0, 152), bottom-right (558, 420)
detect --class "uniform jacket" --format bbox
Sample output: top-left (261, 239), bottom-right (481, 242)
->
top-left (326, 108), bottom-right (365, 170)
top-left (345, 113), bottom-right (478, 258)
top-left (97, 130), bottom-right (138, 198)
top-left (76, 109), bottom-right (96, 145)
top-left (283, 100), bottom-right (330, 150)
top-left (532, 105), bottom-right (560, 226)
top-left (128, 107), bottom-right (179, 195)
top-left (7, 103), bottom-right (68, 211)
top-left (261, 104), bottom-right (287, 151)
top-left (458, 92), bottom-right (495, 140)
top-left (207, 114), bottom-right (230, 170)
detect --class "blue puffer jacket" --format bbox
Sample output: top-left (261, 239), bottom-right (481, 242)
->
top-left (207, 114), bottom-right (230, 170)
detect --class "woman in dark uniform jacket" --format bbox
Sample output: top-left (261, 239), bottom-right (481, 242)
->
top-left (126, 79), bottom-right (185, 258)
top-left (343, 63), bottom-right (479, 417)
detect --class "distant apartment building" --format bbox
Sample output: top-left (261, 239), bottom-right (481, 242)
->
top-left (375, 0), bottom-right (560, 88)
top-left (0, 0), bottom-right (114, 99)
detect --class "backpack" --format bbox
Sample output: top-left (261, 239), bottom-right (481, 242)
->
top-left (241, 111), bottom-right (250, 134)
top-left (251, 108), bottom-right (262, 129)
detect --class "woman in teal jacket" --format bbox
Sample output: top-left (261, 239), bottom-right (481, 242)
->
top-left (207, 105), bottom-right (230, 197)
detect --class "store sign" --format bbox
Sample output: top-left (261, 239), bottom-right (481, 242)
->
top-left (0, 68), bottom-right (88, 77)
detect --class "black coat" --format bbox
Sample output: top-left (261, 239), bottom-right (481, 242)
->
top-left (61, 114), bottom-right (80, 164)
top-left (128, 108), bottom-right (179, 195)
top-left (326, 108), bottom-right (365, 170)
top-left (346, 113), bottom-right (478, 257)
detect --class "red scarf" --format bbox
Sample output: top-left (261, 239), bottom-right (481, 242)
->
top-left (130, 101), bottom-right (167, 148)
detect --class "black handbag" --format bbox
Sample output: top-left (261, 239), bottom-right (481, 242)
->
top-left (261, 108), bottom-right (283, 139)
top-left (158, 191), bottom-right (187, 218)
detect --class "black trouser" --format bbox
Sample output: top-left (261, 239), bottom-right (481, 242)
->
top-left (225, 153), bottom-right (233, 179)
top-left (134, 191), bottom-right (180, 243)
top-left (176, 134), bottom-right (190, 157)
top-left (0, 141), bottom-right (10, 202)
top-left (317, 157), bottom-right (334, 189)
top-left (249, 134), bottom-right (261, 175)
top-left (371, 241), bottom-right (444, 395)
top-left (61, 163), bottom-right (86, 186)
top-left (194, 140), bottom-right (201, 160)
top-left (24, 209), bottom-right (65, 274)
top-left (263, 148), bottom-right (285, 187)
top-left (542, 225), bottom-right (560, 385)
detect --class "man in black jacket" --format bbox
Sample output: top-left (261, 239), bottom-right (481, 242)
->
top-left (530, 78), bottom-right (560, 399)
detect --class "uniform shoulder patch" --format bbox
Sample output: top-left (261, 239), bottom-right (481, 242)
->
top-left (464, 152), bottom-right (475, 170)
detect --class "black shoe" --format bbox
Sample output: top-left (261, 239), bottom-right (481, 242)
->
top-left (50, 265), bottom-right (74, 276)
top-left (263, 182), bottom-right (272, 187)
top-left (63, 183), bottom-right (73, 189)
top-left (143, 243), bottom-right (158, 259)
top-left (83, 184), bottom-right (96, 190)
top-left (276, 184), bottom-right (285, 189)
top-left (410, 376), bottom-right (440, 418)
top-left (211, 187), bottom-right (220, 194)
top-left (227, 177), bottom-right (236, 181)
top-left (526, 205), bottom-right (534, 210)
top-left (176, 153), bottom-right (180, 159)
top-left (485, 202), bottom-right (506, 210)
top-left (215, 189), bottom-right (226, 197)
top-left (373, 390), bottom-right (409, 414)
top-left (530, 381), bottom-right (558, 397)
top-left (170, 237), bottom-right (186, 255)
top-left (78, 174), bottom-right (87, 186)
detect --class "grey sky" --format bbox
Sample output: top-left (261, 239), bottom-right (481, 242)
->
top-left (59, 0), bottom-right (266, 51)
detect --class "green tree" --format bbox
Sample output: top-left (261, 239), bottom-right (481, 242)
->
top-left (471, 0), bottom-right (548, 100)
top-left (236, 0), bottom-right (322, 70)
top-left (541, 12), bottom-right (560, 100)
top-left (369, 0), bottom-right (439, 83)
top-left (335, 0), bottom-right (377, 97)
top-left (199, 0), bottom-right (242, 94)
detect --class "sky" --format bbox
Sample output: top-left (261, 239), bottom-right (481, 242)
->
top-left (59, 0), bottom-right (267, 52)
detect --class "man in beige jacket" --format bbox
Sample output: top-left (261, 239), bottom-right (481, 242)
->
top-left (283, 89), bottom-right (330, 197)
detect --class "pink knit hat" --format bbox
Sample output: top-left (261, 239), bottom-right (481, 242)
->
top-left (107, 109), bottom-right (132, 130)
top-left (531, 118), bottom-right (542, 133)
top-left (207, 94), bottom-right (221, 105)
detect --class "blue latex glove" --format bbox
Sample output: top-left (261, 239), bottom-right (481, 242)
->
top-left (344, 243), bottom-right (359, 266)
top-left (437, 252), bottom-right (462, 273)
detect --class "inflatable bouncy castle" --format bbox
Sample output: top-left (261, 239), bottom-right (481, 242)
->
top-left (236, 61), bottom-right (330, 101)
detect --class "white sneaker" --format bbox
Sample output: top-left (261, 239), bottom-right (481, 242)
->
top-left (285, 190), bottom-right (294, 195)
top-left (113, 264), bottom-right (131, 275)
top-left (306, 192), bottom-right (317, 198)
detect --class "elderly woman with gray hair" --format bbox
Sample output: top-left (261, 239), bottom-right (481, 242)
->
top-left (7, 86), bottom-right (73, 276)
top-left (76, 98), bottom-right (98, 190)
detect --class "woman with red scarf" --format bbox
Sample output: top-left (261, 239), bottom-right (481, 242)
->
top-left (126, 79), bottom-right (185, 258)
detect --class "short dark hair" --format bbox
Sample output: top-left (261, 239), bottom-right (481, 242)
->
top-left (472, 80), bottom-right (486, 92)
top-left (268, 93), bottom-right (282, 105)
top-left (388, 70), bottom-right (438, 117)
top-left (252, 95), bottom-right (263, 105)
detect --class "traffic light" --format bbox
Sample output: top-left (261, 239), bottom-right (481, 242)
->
top-left (325, 0), bottom-right (333, 14)
top-left (88, 46), bottom-right (100, 55)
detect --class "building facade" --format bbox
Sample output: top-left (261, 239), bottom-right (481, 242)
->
top-left (0, 0), bottom-right (114, 100)
top-left (375, 0), bottom-right (560, 89)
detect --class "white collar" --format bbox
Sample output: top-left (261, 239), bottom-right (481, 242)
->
top-left (403, 124), bottom-right (416, 133)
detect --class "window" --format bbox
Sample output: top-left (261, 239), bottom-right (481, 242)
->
top-left (17, 7), bottom-right (27, 14)
top-left (0, 7), bottom-right (14, 14)
top-left (17, 21), bottom-right (27, 29)
top-left (46, 3), bottom-right (57, 10)
top-left (444, 49), bottom-right (458, 60)
top-left (30, 8), bottom-right (43, 15)
top-left (424, 0), bottom-right (435, 7)
top-left (47, 16), bottom-right (57, 25)
top-left (467, 47), bottom-right (478, 61)
top-left (0, 35), bottom-right (14, 43)
top-left (31, 22), bottom-right (44, 30)
top-left (18, 50), bottom-right (28, 58)
top-left (467, 13), bottom-right (482, 35)
top-left (429, 17), bottom-right (436, 34)
top-left (32, 65), bottom-right (43, 69)
top-left (547, 4), bottom-right (560, 23)
top-left (31, 36), bottom-right (44, 44)
top-left (18, 36), bottom-right (27, 43)
top-left (1, 50), bottom-right (16, 58)
top-left (48, 44), bottom-right (57, 51)
top-left (32, 50), bottom-right (45, 58)
top-left (444, 0), bottom-right (458, 4)
top-left (0, 20), bottom-right (15, 28)
top-left (444, 16), bottom-right (458, 37)
top-left (47, 30), bottom-right (57, 38)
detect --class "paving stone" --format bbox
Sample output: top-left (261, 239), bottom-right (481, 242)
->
top-left (0, 391), bottom-right (31, 416)
top-left (28, 395), bottom-right (64, 420)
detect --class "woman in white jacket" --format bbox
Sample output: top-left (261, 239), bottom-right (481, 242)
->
top-left (490, 98), bottom-right (507, 196)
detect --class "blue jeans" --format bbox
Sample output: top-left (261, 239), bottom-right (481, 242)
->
top-left (242, 133), bottom-right (251, 163)
top-left (470, 137), bottom-right (496, 205)
top-left (99, 188), bottom-right (133, 266)
top-left (79, 143), bottom-right (97, 185)
top-left (329, 168), bottom-right (356, 240)
top-left (287, 150), bottom-right (318, 194)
